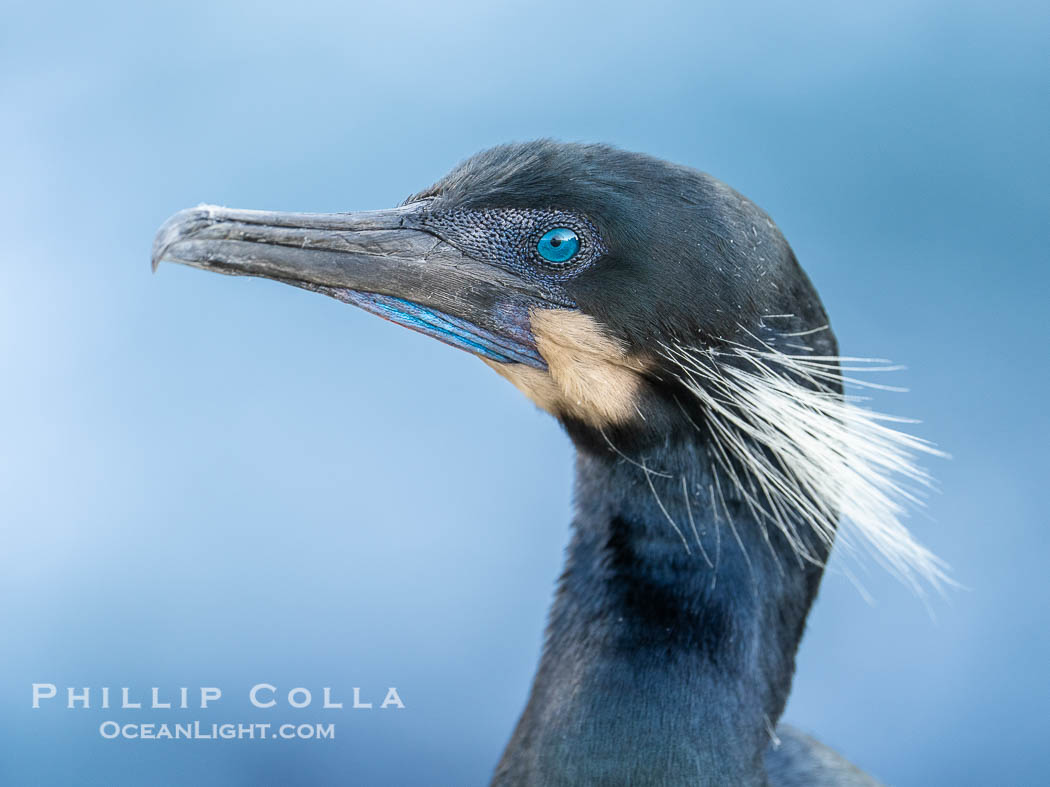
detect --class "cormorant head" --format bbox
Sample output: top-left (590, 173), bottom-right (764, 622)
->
top-left (153, 141), bottom-right (832, 448)
top-left (153, 140), bottom-right (946, 590)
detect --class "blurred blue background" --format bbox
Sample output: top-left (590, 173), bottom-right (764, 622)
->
top-left (1, 1), bottom-right (1047, 784)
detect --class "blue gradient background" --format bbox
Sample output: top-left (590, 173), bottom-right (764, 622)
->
top-left (1, 1), bottom-right (1047, 784)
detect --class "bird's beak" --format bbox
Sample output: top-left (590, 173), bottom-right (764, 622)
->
top-left (151, 202), bottom-right (551, 368)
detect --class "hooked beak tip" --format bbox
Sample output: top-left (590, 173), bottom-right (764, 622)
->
top-left (151, 204), bottom-right (225, 272)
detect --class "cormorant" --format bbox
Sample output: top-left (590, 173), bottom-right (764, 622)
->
top-left (153, 141), bottom-right (944, 786)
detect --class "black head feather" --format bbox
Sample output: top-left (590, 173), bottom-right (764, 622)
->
top-left (415, 140), bottom-right (835, 354)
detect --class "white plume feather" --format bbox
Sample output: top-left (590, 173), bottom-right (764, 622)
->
top-left (661, 335), bottom-right (950, 594)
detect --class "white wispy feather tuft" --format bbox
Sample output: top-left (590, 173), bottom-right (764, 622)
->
top-left (660, 334), bottom-right (951, 594)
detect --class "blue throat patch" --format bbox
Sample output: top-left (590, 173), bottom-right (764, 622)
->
top-left (334, 291), bottom-right (547, 369)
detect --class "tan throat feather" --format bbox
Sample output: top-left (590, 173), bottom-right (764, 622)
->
top-left (660, 337), bottom-right (950, 594)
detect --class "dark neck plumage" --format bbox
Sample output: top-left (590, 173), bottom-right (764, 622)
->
top-left (493, 431), bottom-right (830, 787)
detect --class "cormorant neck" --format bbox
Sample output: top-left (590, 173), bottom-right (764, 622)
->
top-left (493, 434), bottom-right (830, 787)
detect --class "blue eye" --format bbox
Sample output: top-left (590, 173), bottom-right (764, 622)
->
top-left (537, 227), bottom-right (580, 264)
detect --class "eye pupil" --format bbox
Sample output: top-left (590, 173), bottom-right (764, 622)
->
top-left (537, 227), bottom-right (580, 264)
